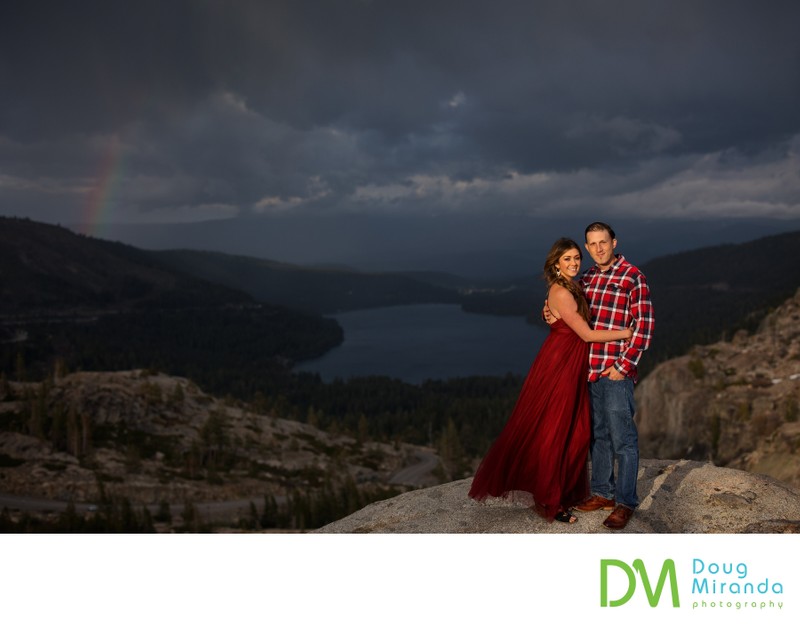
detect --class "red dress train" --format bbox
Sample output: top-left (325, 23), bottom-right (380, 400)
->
top-left (468, 318), bottom-right (590, 521)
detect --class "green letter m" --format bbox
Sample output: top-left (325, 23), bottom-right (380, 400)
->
top-left (633, 559), bottom-right (680, 607)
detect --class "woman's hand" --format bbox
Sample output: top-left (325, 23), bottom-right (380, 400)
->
top-left (542, 300), bottom-right (555, 324)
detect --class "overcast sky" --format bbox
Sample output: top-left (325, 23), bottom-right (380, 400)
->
top-left (2, 0), bottom-right (799, 240)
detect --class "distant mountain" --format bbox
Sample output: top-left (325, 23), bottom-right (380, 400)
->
top-left (0, 217), bottom-right (250, 315)
top-left (390, 270), bottom-right (477, 291)
top-left (149, 249), bottom-right (461, 315)
top-left (642, 230), bottom-right (800, 373)
top-left (94, 213), bottom-right (800, 279)
top-left (0, 217), bottom-right (342, 387)
top-left (458, 276), bottom-right (543, 320)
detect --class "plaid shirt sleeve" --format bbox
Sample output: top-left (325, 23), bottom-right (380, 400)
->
top-left (582, 256), bottom-right (655, 382)
top-left (614, 269), bottom-right (654, 377)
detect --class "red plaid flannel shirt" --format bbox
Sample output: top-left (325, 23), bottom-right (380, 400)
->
top-left (580, 254), bottom-right (654, 383)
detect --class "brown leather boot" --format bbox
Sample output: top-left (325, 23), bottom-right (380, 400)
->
top-left (573, 495), bottom-right (615, 512)
top-left (603, 505), bottom-right (634, 530)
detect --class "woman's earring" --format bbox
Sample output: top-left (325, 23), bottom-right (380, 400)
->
top-left (556, 268), bottom-right (561, 277)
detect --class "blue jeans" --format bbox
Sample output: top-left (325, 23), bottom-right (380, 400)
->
top-left (588, 377), bottom-right (639, 509)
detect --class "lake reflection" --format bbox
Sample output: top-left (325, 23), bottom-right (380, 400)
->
top-left (295, 303), bottom-right (548, 384)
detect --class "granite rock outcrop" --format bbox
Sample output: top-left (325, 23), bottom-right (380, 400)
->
top-left (635, 289), bottom-right (800, 487)
top-left (317, 459), bottom-right (800, 533)
top-left (0, 370), bottom-right (436, 509)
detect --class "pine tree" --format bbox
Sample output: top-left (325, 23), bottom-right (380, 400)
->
top-left (357, 414), bottom-right (369, 445)
top-left (66, 405), bottom-right (80, 457)
top-left (155, 500), bottom-right (172, 524)
top-left (125, 445), bottom-right (142, 474)
top-left (0, 506), bottom-right (13, 532)
top-left (14, 351), bottom-right (25, 382)
top-left (81, 413), bottom-right (93, 457)
top-left (248, 501), bottom-right (260, 530)
top-left (50, 403), bottom-right (66, 451)
top-left (0, 372), bottom-right (10, 401)
top-left (170, 382), bottom-right (185, 406)
top-left (438, 418), bottom-right (465, 481)
top-left (181, 500), bottom-right (200, 532)
top-left (59, 501), bottom-right (82, 533)
top-left (260, 494), bottom-right (280, 529)
top-left (53, 357), bottom-right (68, 380)
top-left (141, 506), bottom-right (155, 533)
top-left (27, 383), bottom-right (45, 439)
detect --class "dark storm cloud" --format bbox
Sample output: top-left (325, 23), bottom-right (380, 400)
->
top-left (1, 0), bottom-right (799, 229)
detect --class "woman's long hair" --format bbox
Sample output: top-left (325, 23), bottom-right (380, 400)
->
top-left (543, 237), bottom-right (591, 322)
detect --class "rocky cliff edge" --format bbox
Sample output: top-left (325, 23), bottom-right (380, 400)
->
top-left (317, 459), bottom-right (800, 533)
top-left (635, 288), bottom-right (800, 487)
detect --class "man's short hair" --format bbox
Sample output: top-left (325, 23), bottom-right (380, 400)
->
top-left (585, 221), bottom-right (616, 241)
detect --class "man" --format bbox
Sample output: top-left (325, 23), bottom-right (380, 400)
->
top-left (548, 221), bottom-right (654, 529)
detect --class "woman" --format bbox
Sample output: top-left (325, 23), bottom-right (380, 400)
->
top-left (468, 238), bottom-right (632, 523)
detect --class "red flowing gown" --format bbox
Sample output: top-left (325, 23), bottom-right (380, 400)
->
top-left (468, 318), bottom-right (590, 521)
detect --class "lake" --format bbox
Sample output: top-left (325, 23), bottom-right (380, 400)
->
top-left (294, 303), bottom-right (549, 384)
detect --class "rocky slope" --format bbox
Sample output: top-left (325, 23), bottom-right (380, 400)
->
top-left (0, 370), bottom-right (439, 513)
top-left (635, 288), bottom-right (800, 487)
top-left (317, 459), bottom-right (800, 533)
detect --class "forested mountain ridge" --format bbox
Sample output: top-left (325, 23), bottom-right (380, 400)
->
top-left (0, 217), bottom-right (343, 386)
top-left (150, 249), bottom-right (462, 315)
top-left (641, 230), bottom-right (800, 371)
top-left (0, 217), bottom-right (250, 314)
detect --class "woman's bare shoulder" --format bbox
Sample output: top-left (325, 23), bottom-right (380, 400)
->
top-left (547, 284), bottom-right (571, 300)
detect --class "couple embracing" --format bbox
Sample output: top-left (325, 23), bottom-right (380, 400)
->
top-left (468, 221), bottom-right (655, 530)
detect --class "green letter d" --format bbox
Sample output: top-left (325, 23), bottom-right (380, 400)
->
top-left (600, 559), bottom-right (636, 607)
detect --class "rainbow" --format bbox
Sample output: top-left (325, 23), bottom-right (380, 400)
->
top-left (81, 134), bottom-right (124, 238)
